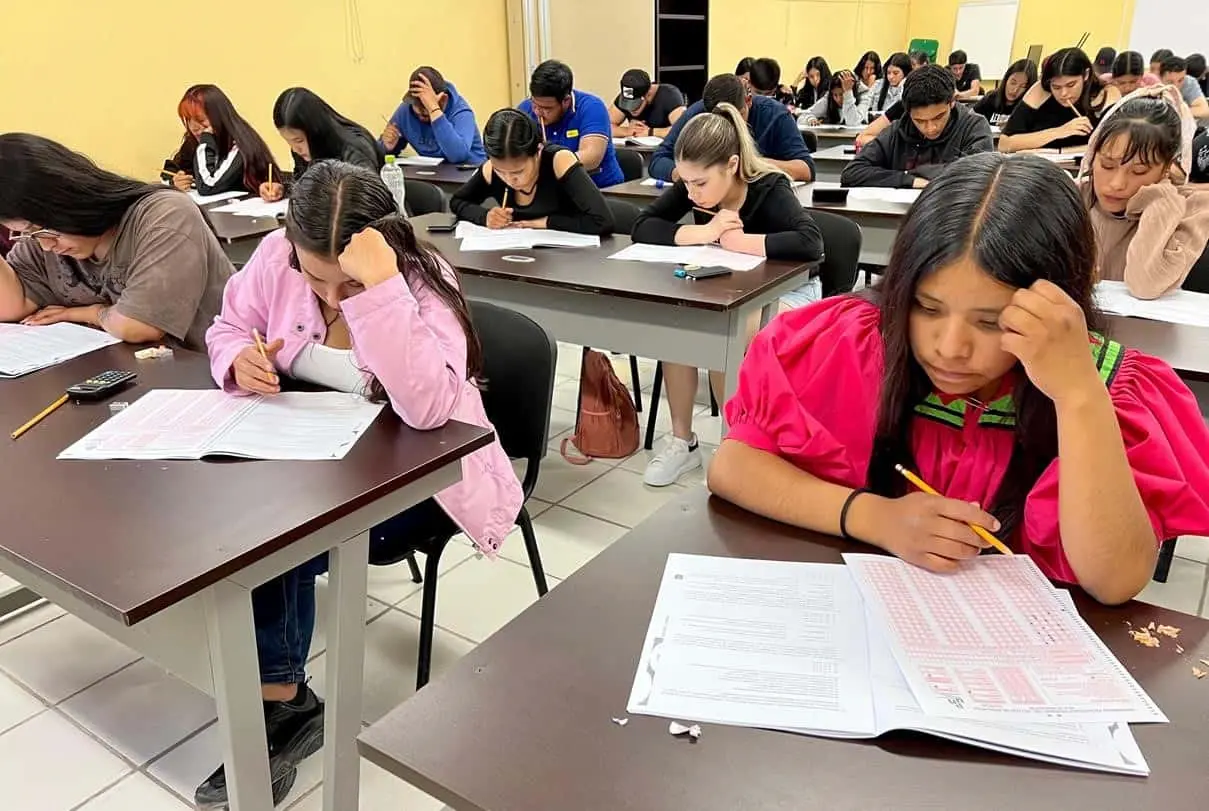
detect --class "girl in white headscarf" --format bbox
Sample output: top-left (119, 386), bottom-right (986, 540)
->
top-left (1079, 84), bottom-right (1209, 298)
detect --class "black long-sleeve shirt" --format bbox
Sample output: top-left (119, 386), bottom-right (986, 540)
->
top-left (841, 104), bottom-right (993, 188)
top-left (450, 145), bottom-right (614, 235)
top-left (631, 172), bottom-right (823, 261)
top-left (194, 132), bottom-right (247, 195)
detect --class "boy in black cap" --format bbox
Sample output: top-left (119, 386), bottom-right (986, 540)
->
top-left (609, 68), bottom-right (687, 138)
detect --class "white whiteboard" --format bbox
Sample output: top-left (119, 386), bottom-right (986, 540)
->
top-left (953, 1), bottom-right (1020, 80)
top-left (1130, 0), bottom-right (1209, 61)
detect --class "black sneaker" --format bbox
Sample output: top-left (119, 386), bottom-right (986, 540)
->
top-left (194, 685), bottom-right (325, 809)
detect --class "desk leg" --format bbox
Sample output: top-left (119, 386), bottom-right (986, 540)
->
top-left (205, 581), bottom-right (274, 811)
top-left (322, 532), bottom-right (370, 811)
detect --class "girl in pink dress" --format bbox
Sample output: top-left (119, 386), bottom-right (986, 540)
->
top-left (709, 151), bottom-right (1209, 606)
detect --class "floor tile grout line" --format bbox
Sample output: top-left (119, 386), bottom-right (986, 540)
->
top-left (0, 603), bottom-right (66, 649)
top-left (1198, 560), bottom-right (1209, 616)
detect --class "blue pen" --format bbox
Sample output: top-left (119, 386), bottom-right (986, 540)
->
top-left (655, 179), bottom-right (665, 189)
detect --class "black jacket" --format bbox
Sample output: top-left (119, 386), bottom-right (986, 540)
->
top-left (292, 125), bottom-right (383, 181)
top-left (194, 132), bottom-right (247, 195)
top-left (632, 172), bottom-right (823, 261)
top-left (841, 104), bottom-right (994, 188)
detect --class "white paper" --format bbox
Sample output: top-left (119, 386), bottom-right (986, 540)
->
top-left (396, 155), bottom-right (444, 167)
top-left (211, 197), bottom-right (289, 218)
top-left (452, 221), bottom-right (600, 251)
top-left (627, 554), bottom-right (878, 735)
top-left (843, 554), bottom-right (1166, 724)
top-left (1095, 280), bottom-right (1209, 327)
top-left (806, 124), bottom-right (849, 131)
top-left (188, 189), bottom-right (248, 205)
top-left (0, 323), bottom-right (121, 377)
top-left (639, 177), bottom-right (670, 187)
top-left (846, 187), bottom-right (922, 204)
top-left (58, 390), bottom-right (383, 461)
top-left (608, 243), bottom-right (763, 272)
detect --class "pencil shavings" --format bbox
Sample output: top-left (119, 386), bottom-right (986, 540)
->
top-left (1193, 667), bottom-right (1207, 679)
top-left (1200, 659), bottom-right (1209, 669)
top-left (668, 721), bottom-right (702, 739)
top-left (1155, 624), bottom-right (1181, 638)
top-left (1129, 629), bottom-right (1161, 648)
top-left (611, 717), bottom-right (629, 726)
top-left (134, 345), bottom-right (174, 360)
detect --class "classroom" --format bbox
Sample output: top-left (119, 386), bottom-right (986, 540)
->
top-left (2, 0), bottom-right (1209, 808)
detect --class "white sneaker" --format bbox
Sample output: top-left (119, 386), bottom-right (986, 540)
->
top-left (643, 435), bottom-right (702, 487)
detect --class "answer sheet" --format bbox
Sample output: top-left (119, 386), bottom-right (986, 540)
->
top-left (58, 389), bottom-right (383, 461)
top-left (396, 156), bottom-right (445, 167)
top-left (187, 189), bottom-right (247, 205)
top-left (1095, 280), bottom-right (1209, 327)
top-left (846, 187), bottom-right (923, 205)
top-left (843, 554), bottom-right (1166, 724)
top-left (211, 197), bottom-right (289, 218)
top-left (453, 221), bottom-right (600, 251)
top-left (608, 243), bottom-right (764, 271)
top-left (0, 323), bottom-right (120, 377)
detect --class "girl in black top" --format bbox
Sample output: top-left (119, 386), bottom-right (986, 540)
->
top-left (262, 88), bottom-right (383, 201)
top-left (794, 56), bottom-right (832, 109)
top-left (450, 109), bottom-right (613, 235)
top-left (973, 59), bottom-right (1038, 127)
top-left (169, 85), bottom-right (280, 196)
top-left (1000, 47), bottom-right (1121, 153)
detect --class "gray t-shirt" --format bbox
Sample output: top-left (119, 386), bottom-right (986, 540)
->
top-left (1181, 75), bottom-right (1206, 106)
top-left (9, 190), bottom-right (233, 350)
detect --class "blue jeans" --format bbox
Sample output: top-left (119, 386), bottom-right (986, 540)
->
top-left (252, 498), bottom-right (450, 684)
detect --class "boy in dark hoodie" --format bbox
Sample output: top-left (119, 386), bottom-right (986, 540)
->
top-left (380, 66), bottom-right (487, 165)
top-left (841, 65), bottom-right (993, 189)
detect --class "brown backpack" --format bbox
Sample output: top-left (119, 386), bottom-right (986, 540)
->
top-left (560, 350), bottom-right (639, 464)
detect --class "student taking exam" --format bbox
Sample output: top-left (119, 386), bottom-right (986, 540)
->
top-left (998, 47), bottom-right (1120, 153)
top-left (519, 60), bottom-right (624, 188)
top-left (379, 66), bottom-right (487, 165)
top-left (610, 69), bottom-right (686, 138)
top-left (708, 152), bottom-right (1209, 606)
top-left (798, 71), bottom-right (868, 128)
top-left (170, 84), bottom-right (280, 197)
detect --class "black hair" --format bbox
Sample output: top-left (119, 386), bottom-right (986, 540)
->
top-left (1112, 50), bottom-right (1147, 78)
top-left (1160, 55), bottom-right (1188, 74)
top-left (1150, 49), bottom-right (1175, 65)
top-left (877, 52), bottom-right (914, 109)
top-left (734, 57), bottom-right (755, 76)
top-left (909, 50), bottom-right (931, 67)
top-left (1093, 47), bottom-right (1117, 75)
top-left (993, 58), bottom-right (1038, 105)
top-left (868, 152), bottom-right (1100, 540)
top-left (1187, 53), bottom-right (1207, 78)
top-left (284, 160), bottom-right (483, 392)
top-left (702, 74), bottom-right (748, 112)
top-left (902, 64), bottom-right (957, 110)
top-left (1091, 96), bottom-right (1182, 170)
top-left (482, 108), bottom-right (541, 160)
top-left (179, 84), bottom-right (280, 193)
top-left (272, 87), bottom-right (382, 164)
top-left (854, 51), bottom-right (883, 82)
top-left (796, 56), bottom-right (832, 108)
top-left (948, 49), bottom-right (969, 66)
top-left (821, 74), bottom-right (847, 124)
top-left (0, 133), bottom-right (165, 236)
top-left (529, 59), bottom-right (573, 100)
top-left (749, 58), bottom-right (782, 95)
top-left (1041, 48), bottom-right (1106, 115)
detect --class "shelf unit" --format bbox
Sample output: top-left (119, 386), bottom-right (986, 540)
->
top-left (655, 0), bottom-right (708, 103)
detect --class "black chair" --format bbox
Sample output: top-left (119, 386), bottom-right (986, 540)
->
top-left (810, 210), bottom-right (862, 297)
top-left (607, 198), bottom-right (641, 236)
top-left (404, 180), bottom-right (446, 217)
top-left (616, 149), bottom-right (645, 182)
top-left (376, 301), bottom-right (555, 689)
top-left (1180, 244), bottom-right (1209, 293)
top-left (801, 129), bottom-right (819, 153)
top-left (1154, 540), bottom-right (1177, 583)
top-left (643, 362), bottom-right (720, 451)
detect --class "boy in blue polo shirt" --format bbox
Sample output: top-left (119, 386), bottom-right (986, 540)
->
top-left (518, 60), bottom-right (624, 188)
top-left (650, 73), bottom-right (815, 183)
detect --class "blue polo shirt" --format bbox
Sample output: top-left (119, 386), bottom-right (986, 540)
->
top-left (518, 89), bottom-right (623, 188)
top-left (649, 95), bottom-right (815, 181)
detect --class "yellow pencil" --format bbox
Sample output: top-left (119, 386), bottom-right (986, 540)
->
top-left (539, 117), bottom-right (547, 143)
top-left (894, 464), bottom-right (1014, 556)
top-left (252, 328), bottom-right (270, 364)
top-left (11, 394), bottom-right (69, 440)
top-left (268, 164), bottom-right (274, 187)
top-left (501, 188), bottom-right (509, 210)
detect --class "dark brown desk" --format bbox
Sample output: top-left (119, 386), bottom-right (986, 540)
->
top-left (360, 489), bottom-right (1209, 811)
top-left (0, 343), bottom-right (489, 810)
top-left (415, 213), bottom-right (815, 406)
top-left (402, 162), bottom-right (477, 193)
top-left (1107, 315), bottom-right (1209, 382)
top-left (204, 210), bottom-right (281, 265)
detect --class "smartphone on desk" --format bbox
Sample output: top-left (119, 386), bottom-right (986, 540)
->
top-left (425, 215), bottom-right (458, 233)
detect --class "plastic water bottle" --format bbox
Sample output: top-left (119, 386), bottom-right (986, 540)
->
top-left (380, 155), bottom-right (407, 215)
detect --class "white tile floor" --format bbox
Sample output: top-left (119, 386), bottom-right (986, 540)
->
top-left (1, 343), bottom-right (1206, 810)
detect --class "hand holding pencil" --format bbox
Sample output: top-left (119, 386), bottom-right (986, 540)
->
top-left (232, 329), bottom-right (283, 396)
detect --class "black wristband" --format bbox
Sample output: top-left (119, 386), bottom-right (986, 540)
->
top-left (840, 488), bottom-right (870, 541)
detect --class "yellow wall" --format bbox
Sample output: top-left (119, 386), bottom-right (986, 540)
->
top-left (904, 0), bottom-right (1138, 74)
top-left (0, 0), bottom-right (513, 180)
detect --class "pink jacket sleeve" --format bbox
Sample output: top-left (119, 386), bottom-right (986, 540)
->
top-left (724, 296), bottom-right (883, 488)
top-left (1022, 350), bottom-right (1209, 583)
top-left (204, 231), bottom-right (285, 394)
top-left (339, 257), bottom-right (468, 430)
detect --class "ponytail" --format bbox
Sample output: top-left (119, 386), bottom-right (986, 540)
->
top-left (675, 102), bottom-right (783, 182)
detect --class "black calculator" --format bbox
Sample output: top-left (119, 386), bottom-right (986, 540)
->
top-left (66, 370), bottom-right (138, 401)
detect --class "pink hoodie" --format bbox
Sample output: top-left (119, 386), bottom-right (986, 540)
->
top-left (205, 229), bottom-right (523, 555)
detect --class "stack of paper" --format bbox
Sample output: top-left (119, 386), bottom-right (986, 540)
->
top-left (211, 197), bottom-right (290, 218)
top-left (846, 187), bottom-right (922, 204)
top-left (453, 221), bottom-right (600, 252)
top-left (188, 189), bottom-right (248, 205)
top-left (612, 136), bottom-right (664, 147)
top-left (59, 390), bottom-right (384, 461)
top-left (608, 243), bottom-right (763, 272)
top-left (628, 554), bottom-right (1163, 775)
top-left (397, 155), bottom-right (444, 167)
top-left (1095, 280), bottom-right (1209, 327)
top-left (0, 323), bottom-right (120, 378)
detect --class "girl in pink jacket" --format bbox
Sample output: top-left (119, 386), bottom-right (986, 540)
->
top-left (708, 152), bottom-right (1209, 609)
top-left (201, 160), bottom-right (522, 808)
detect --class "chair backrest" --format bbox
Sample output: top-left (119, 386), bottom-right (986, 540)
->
top-left (404, 180), bottom-right (446, 217)
top-left (606, 198), bottom-right (641, 236)
top-left (470, 301), bottom-right (557, 493)
top-left (616, 149), bottom-right (645, 182)
top-left (809, 209), bottom-right (862, 297)
top-left (800, 129), bottom-right (818, 153)
top-left (1183, 244), bottom-right (1209, 293)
